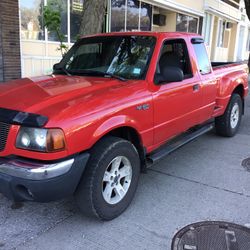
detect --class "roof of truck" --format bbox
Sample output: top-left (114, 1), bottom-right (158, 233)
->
top-left (80, 31), bottom-right (202, 39)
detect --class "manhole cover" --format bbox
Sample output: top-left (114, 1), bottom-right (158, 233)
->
top-left (242, 158), bottom-right (250, 172)
top-left (171, 221), bottom-right (250, 250)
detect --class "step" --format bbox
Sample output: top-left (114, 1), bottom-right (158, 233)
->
top-left (147, 123), bottom-right (214, 164)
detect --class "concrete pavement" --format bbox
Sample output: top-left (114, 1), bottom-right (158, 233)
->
top-left (1, 95), bottom-right (250, 250)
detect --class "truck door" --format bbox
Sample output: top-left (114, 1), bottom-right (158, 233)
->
top-left (153, 39), bottom-right (203, 145)
top-left (191, 38), bottom-right (217, 122)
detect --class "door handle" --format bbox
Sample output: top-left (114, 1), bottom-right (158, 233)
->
top-left (193, 84), bottom-right (200, 92)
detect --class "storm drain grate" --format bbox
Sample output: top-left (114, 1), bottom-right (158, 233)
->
top-left (171, 221), bottom-right (250, 250)
top-left (242, 158), bottom-right (250, 172)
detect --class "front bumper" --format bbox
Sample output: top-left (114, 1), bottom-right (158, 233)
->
top-left (0, 153), bottom-right (89, 202)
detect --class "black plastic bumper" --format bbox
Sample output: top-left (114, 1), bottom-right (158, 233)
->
top-left (0, 153), bottom-right (89, 202)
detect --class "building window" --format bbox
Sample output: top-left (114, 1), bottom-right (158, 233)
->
top-left (140, 2), bottom-right (152, 31)
top-left (47, 0), bottom-right (68, 42)
top-left (176, 14), bottom-right (188, 32)
top-left (198, 17), bottom-right (203, 35)
top-left (204, 13), bottom-right (212, 45)
top-left (20, 0), bottom-right (101, 45)
top-left (70, 0), bottom-right (84, 42)
top-left (20, 0), bottom-right (45, 40)
top-left (176, 13), bottom-right (198, 33)
top-left (111, 0), bottom-right (126, 32)
top-left (126, 0), bottom-right (140, 31)
top-left (20, 0), bottom-right (153, 42)
top-left (188, 16), bottom-right (198, 33)
top-left (217, 20), bottom-right (226, 47)
top-left (111, 1), bottom-right (153, 32)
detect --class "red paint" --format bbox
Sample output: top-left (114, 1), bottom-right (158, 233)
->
top-left (0, 32), bottom-right (248, 160)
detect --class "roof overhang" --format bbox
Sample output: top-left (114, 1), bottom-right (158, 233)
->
top-left (204, 5), bottom-right (240, 22)
top-left (143, 0), bottom-right (204, 17)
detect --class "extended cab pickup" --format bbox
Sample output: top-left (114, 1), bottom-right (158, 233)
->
top-left (0, 32), bottom-right (248, 220)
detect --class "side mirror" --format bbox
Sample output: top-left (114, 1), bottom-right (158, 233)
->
top-left (156, 66), bottom-right (184, 84)
top-left (53, 63), bottom-right (60, 71)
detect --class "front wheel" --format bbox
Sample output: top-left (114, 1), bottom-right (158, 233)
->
top-left (75, 136), bottom-right (140, 220)
top-left (215, 93), bottom-right (243, 137)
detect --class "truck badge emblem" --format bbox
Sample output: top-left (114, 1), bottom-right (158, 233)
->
top-left (136, 104), bottom-right (150, 110)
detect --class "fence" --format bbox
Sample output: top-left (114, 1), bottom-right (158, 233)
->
top-left (21, 56), bottom-right (62, 77)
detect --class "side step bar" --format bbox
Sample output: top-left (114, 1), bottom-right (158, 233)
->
top-left (147, 123), bottom-right (214, 164)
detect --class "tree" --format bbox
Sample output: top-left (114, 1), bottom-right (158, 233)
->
top-left (79, 0), bottom-right (107, 36)
top-left (43, 1), bottom-right (68, 56)
top-left (43, 0), bottom-right (68, 56)
top-left (244, 0), bottom-right (250, 69)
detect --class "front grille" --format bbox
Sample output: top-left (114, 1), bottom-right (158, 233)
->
top-left (0, 122), bottom-right (10, 152)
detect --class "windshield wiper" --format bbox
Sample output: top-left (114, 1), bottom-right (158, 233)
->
top-left (53, 66), bottom-right (71, 76)
top-left (72, 70), bottom-right (127, 81)
top-left (103, 72), bottom-right (127, 82)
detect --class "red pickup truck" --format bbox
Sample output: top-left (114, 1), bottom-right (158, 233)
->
top-left (0, 32), bottom-right (248, 220)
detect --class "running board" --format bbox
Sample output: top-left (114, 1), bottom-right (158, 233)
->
top-left (147, 123), bottom-right (214, 164)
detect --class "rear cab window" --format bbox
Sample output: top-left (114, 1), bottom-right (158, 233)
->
top-left (192, 38), bottom-right (212, 75)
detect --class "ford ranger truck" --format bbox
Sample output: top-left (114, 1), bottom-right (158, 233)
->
top-left (0, 32), bottom-right (248, 220)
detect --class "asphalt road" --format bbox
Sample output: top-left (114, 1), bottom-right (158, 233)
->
top-left (1, 92), bottom-right (250, 250)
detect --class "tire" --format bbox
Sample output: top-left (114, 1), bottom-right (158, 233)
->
top-left (75, 136), bottom-right (140, 220)
top-left (215, 93), bottom-right (242, 137)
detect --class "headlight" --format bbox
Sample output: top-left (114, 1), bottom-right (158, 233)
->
top-left (16, 127), bottom-right (66, 152)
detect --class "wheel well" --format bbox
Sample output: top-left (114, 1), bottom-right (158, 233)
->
top-left (233, 84), bottom-right (244, 98)
top-left (232, 84), bottom-right (245, 114)
top-left (106, 127), bottom-right (146, 171)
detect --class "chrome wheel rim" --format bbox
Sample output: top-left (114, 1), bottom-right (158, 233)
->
top-left (230, 103), bottom-right (240, 129)
top-left (102, 156), bottom-right (132, 205)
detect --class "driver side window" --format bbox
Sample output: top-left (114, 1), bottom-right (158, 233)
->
top-left (154, 39), bottom-right (193, 84)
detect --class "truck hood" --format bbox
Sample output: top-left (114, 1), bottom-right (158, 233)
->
top-left (0, 75), bottom-right (127, 121)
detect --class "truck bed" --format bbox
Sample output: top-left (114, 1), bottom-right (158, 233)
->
top-left (212, 61), bottom-right (246, 68)
top-left (212, 61), bottom-right (248, 77)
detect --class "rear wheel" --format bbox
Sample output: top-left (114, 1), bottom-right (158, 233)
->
top-left (75, 136), bottom-right (140, 220)
top-left (215, 93), bottom-right (242, 137)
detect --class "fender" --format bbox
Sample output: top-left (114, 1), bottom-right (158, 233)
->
top-left (215, 70), bottom-right (248, 116)
top-left (92, 115), bottom-right (142, 144)
top-left (218, 71), bottom-right (247, 98)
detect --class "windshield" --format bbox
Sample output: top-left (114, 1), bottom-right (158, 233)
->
top-left (55, 35), bottom-right (156, 80)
